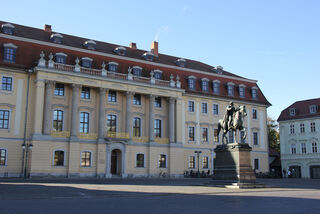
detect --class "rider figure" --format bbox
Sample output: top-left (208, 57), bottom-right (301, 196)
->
top-left (223, 101), bottom-right (236, 129)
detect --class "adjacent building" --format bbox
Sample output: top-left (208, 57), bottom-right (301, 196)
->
top-left (0, 21), bottom-right (270, 178)
top-left (278, 98), bottom-right (320, 178)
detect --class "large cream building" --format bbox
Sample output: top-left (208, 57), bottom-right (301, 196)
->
top-left (0, 21), bottom-right (270, 178)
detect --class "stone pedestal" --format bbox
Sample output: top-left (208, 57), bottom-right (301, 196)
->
top-left (213, 143), bottom-right (256, 182)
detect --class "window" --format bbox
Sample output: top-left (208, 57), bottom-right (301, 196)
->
top-left (290, 124), bottom-right (295, 134)
top-left (114, 46), bottom-right (126, 56)
top-left (55, 53), bottom-right (67, 64)
top-left (136, 154), bottom-right (144, 167)
top-left (214, 129), bottom-right (219, 143)
top-left (107, 114), bottom-right (117, 132)
top-left (175, 59), bottom-right (186, 67)
top-left (188, 101), bottom-right (195, 112)
top-left (252, 88), bottom-right (257, 99)
top-left (154, 119), bottom-right (162, 138)
top-left (300, 124), bottom-right (305, 133)
top-left (0, 110), bottom-right (9, 129)
top-left (159, 154), bottom-right (166, 168)
top-left (201, 103), bottom-right (208, 114)
top-left (133, 94), bottom-right (141, 105)
top-left (154, 97), bottom-right (162, 108)
top-left (201, 79), bottom-right (208, 92)
top-left (54, 83), bottom-right (64, 96)
top-left (301, 143), bottom-right (306, 154)
top-left (291, 144), bottom-right (296, 154)
top-left (142, 52), bottom-right (154, 61)
top-left (50, 33), bottom-right (63, 44)
top-left (201, 128), bottom-right (208, 142)
top-left (81, 87), bottom-right (90, 99)
top-left (83, 40), bottom-right (96, 50)
top-left (133, 117), bottom-right (141, 137)
top-left (189, 156), bottom-right (195, 168)
top-left (80, 112), bottom-right (89, 134)
top-left (240, 131), bottom-right (246, 143)
top-left (309, 105), bottom-right (317, 114)
top-left (54, 150), bottom-right (64, 166)
top-left (188, 78), bottom-right (196, 90)
top-left (81, 57), bottom-right (92, 68)
top-left (108, 90), bottom-right (117, 102)
top-left (289, 108), bottom-right (296, 116)
top-left (3, 46), bottom-right (16, 62)
top-left (154, 70), bottom-right (162, 80)
top-left (53, 110), bottom-right (63, 131)
top-left (202, 156), bottom-right (209, 169)
top-left (229, 131), bottom-right (234, 143)
top-left (1, 76), bottom-right (12, 91)
top-left (252, 109), bottom-right (257, 119)
top-left (312, 142), bottom-right (318, 153)
top-left (0, 149), bottom-right (7, 166)
top-left (132, 66), bottom-right (142, 76)
top-left (253, 132), bottom-right (259, 145)
top-left (213, 104), bottom-right (219, 115)
top-left (227, 83), bottom-right (234, 96)
top-left (1, 23), bottom-right (15, 35)
top-left (81, 151), bottom-right (91, 167)
top-left (239, 86), bottom-right (245, 97)
top-left (254, 158), bottom-right (259, 170)
top-left (310, 122), bottom-right (316, 132)
top-left (213, 81), bottom-right (220, 94)
top-left (108, 62), bottom-right (118, 72)
top-left (188, 127), bottom-right (195, 141)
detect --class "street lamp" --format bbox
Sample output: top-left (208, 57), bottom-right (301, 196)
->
top-left (21, 143), bottom-right (33, 179)
top-left (194, 151), bottom-right (202, 177)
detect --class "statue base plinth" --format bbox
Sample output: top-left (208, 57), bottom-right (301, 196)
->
top-left (213, 143), bottom-right (256, 182)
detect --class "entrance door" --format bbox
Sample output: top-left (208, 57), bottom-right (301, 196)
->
top-left (111, 149), bottom-right (122, 175)
top-left (310, 165), bottom-right (320, 179)
top-left (289, 165), bottom-right (301, 178)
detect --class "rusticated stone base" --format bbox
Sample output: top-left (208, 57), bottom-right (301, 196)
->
top-left (213, 143), bottom-right (256, 182)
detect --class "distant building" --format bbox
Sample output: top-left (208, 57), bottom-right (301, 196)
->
top-left (278, 98), bottom-right (320, 178)
top-left (0, 21), bottom-right (270, 178)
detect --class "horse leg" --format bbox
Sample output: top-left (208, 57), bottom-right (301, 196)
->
top-left (242, 127), bottom-right (247, 142)
top-left (234, 129), bottom-right (237, 144)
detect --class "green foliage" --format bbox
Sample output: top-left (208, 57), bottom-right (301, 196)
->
top-left (267, 117), bottom-right (280, 152)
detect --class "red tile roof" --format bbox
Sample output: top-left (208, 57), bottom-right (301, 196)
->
top-left (277, 98), bottom-right (320, 122)
top-left (0, 21), bottom-right (271, 106)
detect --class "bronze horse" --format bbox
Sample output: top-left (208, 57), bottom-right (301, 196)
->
top-left (217, 105), bottom-right (247, 144)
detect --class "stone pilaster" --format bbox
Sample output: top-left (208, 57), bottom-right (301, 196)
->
top-left (125, 91), bottom-right (134, 138)
top-left (149, 95), bottom-right (155, 142)
top-left (168, 97), bottom-right (175, 143)
top-left (98, 88), bottom-right (107, 139)
top-left (43, 80), bottom-right (55, 135)
top-left (33, 79), bottom-right (45, 135)
top-left (70, 84), bottom-right (81, 138)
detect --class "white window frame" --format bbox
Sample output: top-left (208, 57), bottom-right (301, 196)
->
top-left (79, 111), bottom-right (90, 134)
top-left (239, 84), bottom-right (246, 98)
top-left (227, 82), bottom-right (235, 96)
top-left (0, 108), bottom-right (11, 130)
top-left (201, 102), bottom-right (208, 114)
top-left (135, 153), bottom-right (145, 168)
top-left (213, 80), bottom-right (220, 94)
top-left (289, 124), bottom-right (295, 134)
top-left (312, 142), bottom-right (318, 153)
top-left (202, 156), bottom-right (209, 169)
top-left (291, 144), bottom-right (296, 154)
top-left (188, 125), bottom-right (195, 142)
top-left (201, 127), bottom-right (208, 142)
top-left (253, 132), bottom-right (259, 145)
top-left (0, 148), bottom-right (8, 166)
top-left (301, 143), bottom-right (306, 154)
top-left (188, 156), bottom-right (196, 169)
top-left (106, 113), bottom-right (118, 133)
top-left (300, 123), bottom-right (305, 133)
top-left (252, 108), bottom-right (258, 120)
top-left (188, 100), bottom-right (195, 113)
top-left (310, 122), bottom-right (316, 133)
top-left (1, 75), bottom-right (14, 92)
top-left (212, 103), bottom-right (219, 115)
top-left (309, 105), bottom-right (317, 114)
top-left (52, 108), bottom-right (64, 132)
top-left (154, 118), bottom-right (162, 138)
top-left (289, 108), bottom-right (296, 116)
top-left (133, 116), bottom-right (143, 137)
top-left (80, 150), bottom-right (92, 168)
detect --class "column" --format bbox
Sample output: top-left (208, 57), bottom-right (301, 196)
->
top-left (149, 95), bottom-right (155, 142)
top-left (33, 79), bottom-right (45, 135)
top-left (125, 91), bottom-right (134, 137)
top-left (168, 97), bottom-right (175, 143)
top-left (43, 80), bottom-right (55, 135)
top-left (70, 84), bottom-right (81, 138)
top-left (98, 88), bottom-right (107, 139)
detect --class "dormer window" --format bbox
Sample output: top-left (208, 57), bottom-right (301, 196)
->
top-left (227, 82), bottom-right (235, 96)
top-left (142, 52), bottom-right (154, 61)
top-left (55, 53), bottom-right (67, 64)
top-left (213, 80), bottom-right (220, 94)
top-left (175, 58), bottom-right (186, 67)
top-left (188, 76), bottom-right (196, 90)
top-left (153, 70), bottom-right (162, 80)
top-left (1, 23), bottom-right (15, 35)
top-left (132, 66), bottom-right (142, 76)
top-left (81, 57), bottom-right (93, 68)
top-left (309, 105), bottom-right (317, 114)
top-left (84, 40), bottom-right (96, 50)
top-left (213, 66), bottom-right (223, 74)
top-left (239, 84), bottom-right (246, 98)
top-left (114, 46), bottom-right (126, 56)
top-left (3, 43), bottom-right (17, 63)
top-left (50, 33), bottom-right (63, 44)
top-left (108, 62), bottom-right (118, 72)
top-left (251, 87), bottom-right (258, 99)
top-left (201, 78), bottom-right (209, 92)
top-left (289, 108), bottom-right (296, 116)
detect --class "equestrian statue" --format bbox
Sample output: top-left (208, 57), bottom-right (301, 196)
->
top-left (217, 102), bottom-right (247, 144)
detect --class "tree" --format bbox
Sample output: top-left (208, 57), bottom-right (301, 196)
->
top-left (267, 117), bottom-right (280, 152)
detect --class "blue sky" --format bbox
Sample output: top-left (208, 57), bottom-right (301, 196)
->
top-left (2, 0), bottom-right (319, 120)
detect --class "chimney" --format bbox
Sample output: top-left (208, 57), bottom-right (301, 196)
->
top-left (151, 41), bottom-right (158, 56)
top-left (44, 24), bottom-right (52, 33)
top-left (129, 42), bottom-right (137, 49)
